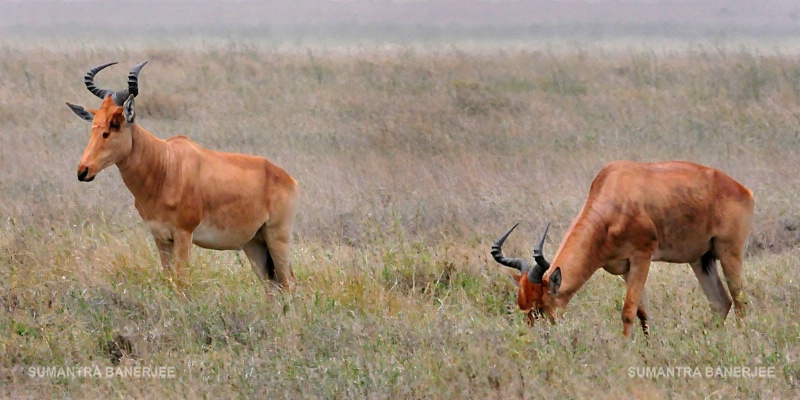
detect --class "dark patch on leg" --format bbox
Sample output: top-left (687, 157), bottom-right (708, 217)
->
top-left (265, 246), bottom-right (276, 281)
top-left (637, 309), bottom-right (649, 336)
top-left (701, 250), bottom-right (717, 275)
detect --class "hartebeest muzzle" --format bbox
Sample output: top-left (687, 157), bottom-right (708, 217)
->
top-left (77, 167), bottom-right (94, 182)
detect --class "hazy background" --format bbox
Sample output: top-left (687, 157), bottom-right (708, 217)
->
top-left (1, 0), bottom-right (800, 50)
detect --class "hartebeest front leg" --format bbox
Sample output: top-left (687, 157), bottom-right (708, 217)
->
top-left (154, 239), bottom-right (174, 273)
top-left (171, 229), bottom-right (193, 291)
top-left (622, 254), bottom-right (651, 338)
top-left (636, 288), bottom-right (650, 336)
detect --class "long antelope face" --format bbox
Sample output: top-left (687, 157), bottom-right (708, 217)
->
top-left (65, 62), bottom-right (147, 182)
top-left (491, 223), bottom-right (558, 324)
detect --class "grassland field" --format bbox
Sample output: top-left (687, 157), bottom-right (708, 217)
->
top-left (0, 30), bottom-right (799, 399)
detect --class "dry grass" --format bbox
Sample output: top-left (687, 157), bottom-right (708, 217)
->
top-left (1, 41), bottom-right (799, 398)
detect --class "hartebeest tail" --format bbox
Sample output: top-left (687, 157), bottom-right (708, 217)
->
top-left (66, 62), bottom-right (299, 293)
top-left (492, 160), bottom-right (754, 337)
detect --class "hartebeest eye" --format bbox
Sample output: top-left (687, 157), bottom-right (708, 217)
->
top-left (109, 121), bottom-right (120, 130)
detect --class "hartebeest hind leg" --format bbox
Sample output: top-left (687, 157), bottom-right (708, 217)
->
top-left (689, 257), bottom-right (732, 319)
top-left (715, 242), bottom-right (748, 318)
top-left (243, 223), bottom-right (296, 292)
top-left (264, 223), bottom-right (296, 291)
top-left (243, 238), bottom-right (270, 283)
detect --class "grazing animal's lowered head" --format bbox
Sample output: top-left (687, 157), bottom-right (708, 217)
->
top-left (65, 61), bottom-right (147, 182)
top-left (491, 222), bottom-right (558, 324)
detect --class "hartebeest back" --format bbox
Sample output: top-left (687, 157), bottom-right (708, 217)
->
top-left (66, 62), bottom-right (299, 292)
top-left (492, 160), bottom-right (754, 337)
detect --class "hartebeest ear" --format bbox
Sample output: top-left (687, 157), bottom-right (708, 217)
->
top-left (123, 94), bottom-right (136, 123)
top-left (66, 102), bottom-right (95, 122)
top-left (548, 267), bottom-right (562, 295)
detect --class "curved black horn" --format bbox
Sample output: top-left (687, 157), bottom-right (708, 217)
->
top-left (126, 61), bottom-right (148, 97)
top-left (84, 62), bottom-right (118, 100)
top-left (110, 61), bottom-right (148, 106)
top-left (527, 264), bottom-right (547, 284)
top-left (533, 222), bottom-right (551, 269)
top-left (526, 223), bottom-right (551, 284)
top-left (491, 223), bottom-right (531, 273)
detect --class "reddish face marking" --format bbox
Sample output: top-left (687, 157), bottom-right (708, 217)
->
top-left (514, 275), bottom-right (547, 324)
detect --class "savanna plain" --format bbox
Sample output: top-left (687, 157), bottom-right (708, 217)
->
top-left (1, 38), bottom-right (799, 398)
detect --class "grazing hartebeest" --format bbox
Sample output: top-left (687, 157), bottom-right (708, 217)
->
top-left (66, 62), bottom-right (299, 292)
top-left (492, 160), bottom-right (754, 337)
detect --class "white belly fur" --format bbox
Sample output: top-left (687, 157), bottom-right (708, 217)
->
top-left (145, 220), bottom-right (261, 251)
top-left (191, 221), bottom-right (260, 250)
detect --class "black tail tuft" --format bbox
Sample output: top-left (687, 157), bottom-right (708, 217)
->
top-left (700, 251), bottom-right (717, 275)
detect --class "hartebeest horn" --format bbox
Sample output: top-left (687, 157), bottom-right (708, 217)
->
top-left (491, 223), bottom-right (532, 273)
top-left (533, 222), bottom-right (550, 268)
top-left (527, 222), bottom-right (551, 284)
top-left (84, 62), bottom-right (118, 101)
top-left (84, 61), bottom-right (148, 106)
top-left (126, 61), bottom-right (147, 98)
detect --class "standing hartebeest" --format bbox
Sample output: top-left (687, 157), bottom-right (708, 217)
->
top-left (491, 160), bottom-right (754, 337)
top-left (66, 62), bottom-right (299, 293)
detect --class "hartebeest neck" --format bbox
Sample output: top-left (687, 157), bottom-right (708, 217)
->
top-left (549, 213), bottom-right (608, 304)
top-left (115, 125), bottom-right (171, 201)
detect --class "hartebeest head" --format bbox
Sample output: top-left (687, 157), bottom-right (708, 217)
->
top-left (65, 61), bottom-right (147, 182)
top-left (492, 222), bottom-right (561, 323)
